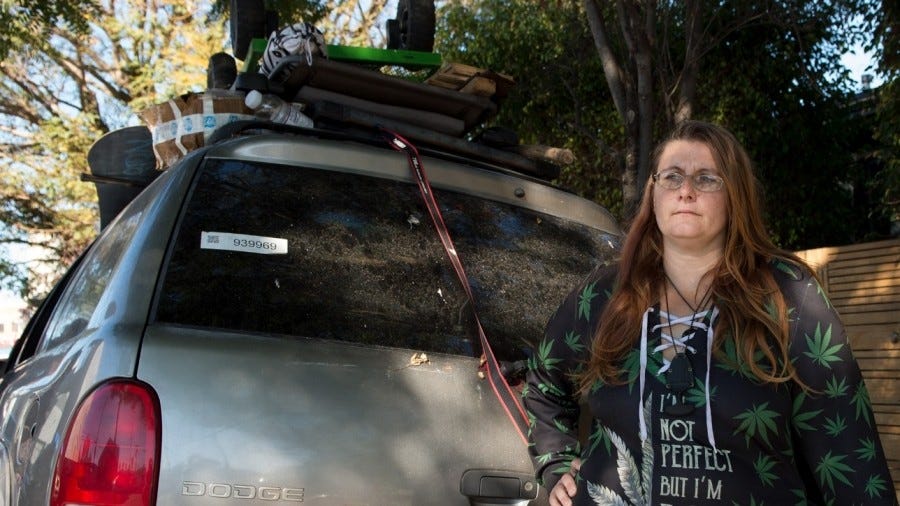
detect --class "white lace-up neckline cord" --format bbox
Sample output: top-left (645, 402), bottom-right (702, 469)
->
top-left (638, 276), bottom-right (720, 450)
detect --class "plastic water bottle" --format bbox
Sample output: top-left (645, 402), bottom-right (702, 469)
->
top-left (244, 90), bottom-right (313, 128)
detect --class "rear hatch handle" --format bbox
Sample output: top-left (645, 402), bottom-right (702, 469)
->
top-left (460, 469), bottom-right (538, 505)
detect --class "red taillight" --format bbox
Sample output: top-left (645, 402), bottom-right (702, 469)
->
top-left (51, 380), bottom-right (160, 506)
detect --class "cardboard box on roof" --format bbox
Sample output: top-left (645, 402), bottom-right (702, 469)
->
top-left (140, 91), bottom-right (255, 170)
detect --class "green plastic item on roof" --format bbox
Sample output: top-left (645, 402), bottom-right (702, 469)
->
top-left (325, 45), bottom-right (441, 70)
top-left (240, 38), bottom-right (441, 74)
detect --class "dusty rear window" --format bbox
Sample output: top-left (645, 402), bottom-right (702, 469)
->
top-left (155, 158), bottom-right (618, 361)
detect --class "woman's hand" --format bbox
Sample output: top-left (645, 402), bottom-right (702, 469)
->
top-left (548, 458), bottom-right (581, 506)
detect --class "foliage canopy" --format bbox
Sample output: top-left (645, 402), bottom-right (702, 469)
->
top-left (436, 0), bottom-right (895, 247)
top-left (0, 0), bottom-right (895, 307)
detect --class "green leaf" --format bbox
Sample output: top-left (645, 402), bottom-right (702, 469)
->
top-left (823, 414), bottom-right (847, 437)
top-left (588, 421), bottom-right (612, 455)
top-left (553, 418), bottom-right (572, 434)
top-left (754, 453), bottom-right (779, 487)
top-left (791, 393), bottom-right (823, 432)
top-left (855, 437), bottom-right (877, 462)
top-left (537, 338), bottom-right (563, 372)
top-left (717, 334), bottom-right (767, 381)
top-left (851, 382), bottom-right (873, 426)
top-left (733, 401), bottom-right (781, 448)
top-left (577, 282), bottom-right (598, 321)
top-left (621, 347), bottom-right (642, 393)
top-left (864, 474), bottom-right (889, 498)
top-left (774, 259), bottom-right (801, 280)
top-left (790, 487), bottom-right (809, 505)
top-left (814, 451), bottom-right (854, 494)
top-left (589, 377), bottom-right (604, 393)
top-left (537, 381), bottom-right (565, 397)
top-left (823, 375), bottom-right (849, 398)
top-left (802, 323), bottom-right (844, 368)
top-left (816, 283), bottom-right (833, 309)
top-left (564, 330), bottom-right (585, 353)
top-left (686, 376), bottom-right (716, 407)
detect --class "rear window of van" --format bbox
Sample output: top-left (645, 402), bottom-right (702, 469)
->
top-left (155, 158), bottom-right (618, 361)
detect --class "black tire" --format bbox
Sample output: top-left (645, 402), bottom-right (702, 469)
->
top-left (393, 0), bottom-right (435, 52)
top-left (230, 0), bottom-right (267, 60)
top-left (386, 19), bottom-right (401, 50)
top-left (207, 52), bottom-right (237, 89)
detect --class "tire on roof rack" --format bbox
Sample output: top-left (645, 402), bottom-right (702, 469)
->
top-left (230, 0), bottom-right (268, 61)
top-left (387, 0), bottom-right (435, 52)
top-left (207, 52), bottom-right (237, 90)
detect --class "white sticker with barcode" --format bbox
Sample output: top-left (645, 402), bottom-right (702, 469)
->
top-left (200, 231), bottom-right (288, 255)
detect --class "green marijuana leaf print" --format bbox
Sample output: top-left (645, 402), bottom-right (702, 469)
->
top-left (823, 414), bottom-right (847, 437)
top-left (774, 259), bottom-right (801, 280)
top-left (754, 453), bottom-right (779, 486)
top-left (588, 419), bottom-right (612, 455)
top-left (622, 348), bottom-right (643, 393)
top-left (823, 375), bottom-right (849, 398)
top-left (790, 487), bottom-right (809, 505)
top-left (803, 323), bottom-right (844, 368)
top-left (578, 282), bottom-right (598, 321)
top-left (855, 438), bottom-right (877, 462)
top-left (538, 338), bottom-right (563, 372)
top-left (815, 451), bottom-right (854, 494)
top-left (733, 401), bottom-right (780, 448)
top-left (791, 393), bottom-right (823, 433)
top-left (851, 382), bottom-right (873, 426)
top-left (717, 335), bottom-right (766, 381)
top-left (553, 418), bottom-right (573, 435)
top-left (537, 380), bottom-right (566, 398)
top-left (864, 474), bottom-right (889, 498)
top-left (536, 451), bottom-right (553, 465)
top-left (564, 330), bottom-right (585, 353)
top-left (556, 458), bottom-right (581, 479)
top-left (686, 376), bottom-right (716, 407)
top-left (816, 283), bottom-right (833, 309)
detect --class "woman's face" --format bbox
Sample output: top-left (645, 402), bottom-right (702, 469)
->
top-left (652, 140), bottom-right (729, 253)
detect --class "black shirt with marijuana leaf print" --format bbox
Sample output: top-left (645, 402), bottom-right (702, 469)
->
top-left (524, 259), bottom-right (896, 506)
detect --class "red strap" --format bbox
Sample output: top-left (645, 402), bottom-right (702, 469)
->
top-left (383, 129), bottom-right (529, 445)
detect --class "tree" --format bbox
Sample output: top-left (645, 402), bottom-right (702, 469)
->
top-left (214, 0), bottom-right (391, 49)
top-left (0, 0), bottom-right (229, 304)
top-left (0, 1), bottom-right (102, 60)
top-left (437, 0), bottom-right (889, 248)
top-left (581, 0), bottom-right (881, 218)
top-left (1, 0), bottom-right (397, 305)
top-left (438, 1), bottom-right (624, 214)
top-left (870, 0), bottom-right (899, 235)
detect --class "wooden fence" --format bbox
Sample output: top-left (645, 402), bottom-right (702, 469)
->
top-left (795, 238), bottom-right (900, 498)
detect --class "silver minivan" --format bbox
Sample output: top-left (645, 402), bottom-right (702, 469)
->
top-left (0, 117), bottom-right (619, 504)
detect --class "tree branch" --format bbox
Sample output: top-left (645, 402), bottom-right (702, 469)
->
top-left (675, 0), bottom-right (702, 123)
top-left (583, 0), bottom-right (627, 119)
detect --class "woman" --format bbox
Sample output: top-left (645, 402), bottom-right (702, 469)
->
top-left (525, 121), bottom-right (896, 505)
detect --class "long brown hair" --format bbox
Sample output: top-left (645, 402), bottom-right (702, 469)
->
top-left (579, 120), bottom-right (811, 392)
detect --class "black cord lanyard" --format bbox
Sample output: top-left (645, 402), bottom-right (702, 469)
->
top-left (382, 128), bottom-right (530, 444)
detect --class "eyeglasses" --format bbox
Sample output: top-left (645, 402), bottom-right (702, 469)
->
top-left (652, 169), bottom-right (724, 192)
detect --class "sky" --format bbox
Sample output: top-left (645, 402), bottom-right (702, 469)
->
top-left (841, 43), bottom-right (882, 91)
